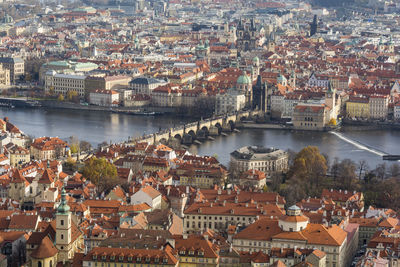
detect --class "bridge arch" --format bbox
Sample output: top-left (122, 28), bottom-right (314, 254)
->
top-left (188, 130), bottom-right (196, 138)
top-left (174, 133), bottom-right (182, 140)
top-left (200, 126), bottom-right (209, 133)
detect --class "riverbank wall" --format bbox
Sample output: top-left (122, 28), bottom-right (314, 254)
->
top-left (237, 122), bottom-right (293, 130)
top-left (39, 100), bottom-right (179, 114)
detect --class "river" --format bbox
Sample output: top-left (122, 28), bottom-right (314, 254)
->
top-left (1, 108), bottom-right (399, 168)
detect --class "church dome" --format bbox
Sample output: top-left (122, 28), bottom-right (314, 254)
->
top-left (237, 71), bottom-right (251, 84)
top-left (252, 56), bottom-right (259, 63)
top-left (278, 205), bottom-right (309, 232)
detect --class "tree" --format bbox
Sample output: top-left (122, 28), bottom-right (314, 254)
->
top-left (69, 136), bottom-right (80, 154)
top-left (80, 141), bottom-right (92, 152)
top-left (67, 90), bottom-right (78, 101)
top-left (375, 163), bottom-right (387, 180)
top-left (330, 157), bottom-right (340, 181)
top-left (357, 160), bottom-right (369, 180)
top-left (57, 94), bottom-right (64, 101)
top-left (288, 146), bottom-right (327, 187)
top-left (336, 159), bottom-right (357, 190)
top-left (389, 163), bottom-right (400, 178)
top-left (81, 157), bottom-right (118, 188)
top-left (328, 118), bottom-right (337, 126)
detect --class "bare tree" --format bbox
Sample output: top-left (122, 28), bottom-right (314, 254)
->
top-left (375, 163), bottom-right (387, 181)
top-left (389, 163), bottom-right (400, 178)
top-left (357, 160), bottom-right (369, 180)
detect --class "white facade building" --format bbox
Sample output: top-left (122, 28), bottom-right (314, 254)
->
top-left (394, 103), bottom-right (400, 120)
top-left (215, 89), bottom-right (246, 115)
top-left (369, 95), bottom-right (389, 119)
top-left (44, 70), bottom-right (86, 97)
top-left (89, 90), bottom-right (120, 106)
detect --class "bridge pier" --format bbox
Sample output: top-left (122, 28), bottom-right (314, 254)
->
top-left (182, 134), bottom-right (193, 145)
top-left (208, 126), bottom-right (220, 136)
top-left (222, 123), bottom-right (233, 132)
top-left (196, 129), bottom-right (208, 140)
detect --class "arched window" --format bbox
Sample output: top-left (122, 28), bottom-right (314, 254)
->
top-left (38, 261), bottom-right (42, 267)
top-left (61, 234), bottom-right (64, 240)
top-left (50, 260), bottom-right (52, 267)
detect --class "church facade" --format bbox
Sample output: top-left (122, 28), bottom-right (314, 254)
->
top-left (236, 18), bottom-right (257, 52)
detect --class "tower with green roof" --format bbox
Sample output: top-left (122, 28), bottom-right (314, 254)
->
top-left (56, 187), bottom-right (72, 262)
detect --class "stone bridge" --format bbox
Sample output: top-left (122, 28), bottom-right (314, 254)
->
top-left (130, 110), bottom-right (261, 145)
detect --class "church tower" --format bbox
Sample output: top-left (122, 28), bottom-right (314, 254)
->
top-left (252, 74), bottom-right (268, 112)
top-left (310, 15), bottom-right (318, 37)
top-left (388, 36), bottom-right (394, 53)
top-left (325, 81), bottom-right (337, 119)
top-left (56, 187), bottom-right (72, 262)
top-left (251, 56), bottom-right (260, 81)
top-left (289, 70), bottom-right (296, 88)
top-left (237, 71), bottom-right (253, 108)
top-left (236, 18), bottom-right (257, 53)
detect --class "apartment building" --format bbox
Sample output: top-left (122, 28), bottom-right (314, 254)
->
top-left (0, 57), bottom-right (24, 83)
top-left (44, 70), bottom-right (86, 97)
top-left (0, 64), bottom-right (10, 86)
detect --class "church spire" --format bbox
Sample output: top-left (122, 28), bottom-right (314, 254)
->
top-left (57, 187), bottom-right (70, 214)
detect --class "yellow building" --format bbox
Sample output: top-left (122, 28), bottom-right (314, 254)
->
top-left (346, 96), bottom-right (369, 119)
top-left (30, 236), bottom-right (58, 267)
top-left (178, 166), bottom-right (227, 189)
top-left (175, 235), bottom-right (219, 267)
top-left (142, 157), bottom-right (170, 172)
top-left (7, 145), bottom-right (30, 167)
top-left (82, 246), bottom-right (179, 266)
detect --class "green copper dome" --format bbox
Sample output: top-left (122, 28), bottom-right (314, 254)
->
top-left (57, 187), bottom-right (70, 214)
top-left (237, 71), bottom-right (251, 84)
top-left (252, 56), bottom-right (259, 63)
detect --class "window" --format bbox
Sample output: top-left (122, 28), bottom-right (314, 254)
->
top-left (61, 220), bottom-right (64, 226)
top-left (61, 234), bottom-right (64, 240)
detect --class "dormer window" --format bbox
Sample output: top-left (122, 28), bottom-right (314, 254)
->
top-left (127, 256), bottom-right (133, 261)
top-left (198, 251), bottom-right (204, 256)
top-left (119, 256), bottom-right (124, 261)
top-left (136, 257), bottom-right (141, 262)
top-left (163, 257), bottom-right (168, 263)
top-left (179, 251), bottom-right (186, 255)
top-left (154, 257), bottom-right (159, 263)
top-left (146, 257), bottom-right (151, 263)
top-left (101, 255), bottom-right (106, 260)
top-left (189, 250), bottom-right (194, 256)
top-left (110, 255), bottom-right (115, 260)
top-left (92, 255), bottom-right (97, 260)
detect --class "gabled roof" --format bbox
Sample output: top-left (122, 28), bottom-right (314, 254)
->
top-left (30, 236), bottom-right (58, 259)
